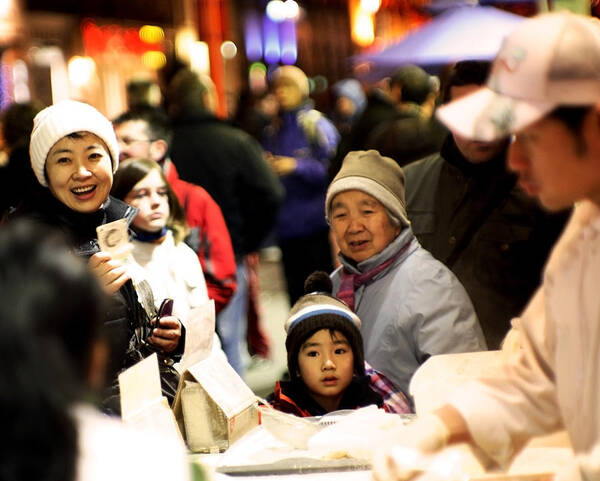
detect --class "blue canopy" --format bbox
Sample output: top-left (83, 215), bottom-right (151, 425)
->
top-left (356, 6), bottom-right (525, 71)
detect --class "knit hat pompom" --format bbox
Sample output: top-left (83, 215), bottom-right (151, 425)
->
top-left (29, 100), bottom-right (120, 187)
top-left (285, 270), bottom-right (364, 378)
top-left (303, 270), bottom-right (333, 295)
top-left (272, 65), bottom-right (310, 99)
top-left (325, 149), bottom-right (410, 228)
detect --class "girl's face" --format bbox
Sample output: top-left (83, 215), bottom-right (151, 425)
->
top-left (297, 329), bottom-right (354, 412)
top-left (124, 169), bottom-right (170, 233)
top-left (45, 132), bottom-right (113, 213)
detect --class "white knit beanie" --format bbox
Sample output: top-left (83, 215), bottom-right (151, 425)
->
top-left (29, 100), bottom-right (120, 187)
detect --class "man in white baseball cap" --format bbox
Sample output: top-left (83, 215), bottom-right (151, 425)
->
top-left (373, 11), bottom-right (600, 481)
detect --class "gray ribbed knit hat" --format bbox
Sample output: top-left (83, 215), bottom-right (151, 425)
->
top-left (29, 100), bottom-right (119, 187)
top-left (325, 149), bottom-right (410, 227)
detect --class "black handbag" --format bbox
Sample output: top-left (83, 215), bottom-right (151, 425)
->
top-left (127, 279), bottom-right (181, 404)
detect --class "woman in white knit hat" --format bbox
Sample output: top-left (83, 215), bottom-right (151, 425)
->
top-left (14, 100), bottom-right (184, 413)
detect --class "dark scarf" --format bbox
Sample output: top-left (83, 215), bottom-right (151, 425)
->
top-left (132, 226), bottom-right (168, 243)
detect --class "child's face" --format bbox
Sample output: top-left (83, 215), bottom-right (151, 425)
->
top-left (124, 169), bottom-right (170, 233)
top-left (45, 132), bottom-right (113, 213)
top-left (297, 329), bottom-right (354, 411)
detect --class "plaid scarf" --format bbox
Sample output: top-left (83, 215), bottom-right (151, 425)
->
top-left (337, 240), bottom-right (411, 311)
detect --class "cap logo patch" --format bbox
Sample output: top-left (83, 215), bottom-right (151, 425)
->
top-left (489, 46), bottom-right (527, 91)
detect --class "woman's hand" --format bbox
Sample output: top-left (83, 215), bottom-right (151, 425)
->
top-left (88, 251), bottom-right (131, 295)
top-left (148, 315), bottom-right (182, 353)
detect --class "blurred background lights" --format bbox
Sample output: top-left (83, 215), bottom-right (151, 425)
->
top-left (175, 27), bottom-right (197, 63)
top-left (249, 61), bottom-right (267, 75)
top-left (220, 40), bottom-right (238, 59)
top-left (360, 0), bottom-right (381, 13)
top-left (352, 10), bottom-right (375, 46)
top-left (244, 12), bottom-right (262, 61)
top-left (312, 74), bottom-right (328, 94)
top-left (189, 41), bottom-right (210, 74)
top-left (266, 0), bottom-right (299, 22)
top-left (283, 0), bottom-right (300, 20)
top-left (263, 15), bottom-right (280, 64)
top-left (0, 0), bottom-right (11, 16)
top-left (68, 55), bottom-right (96, 87)
top-left (139, 25), bottom-right (164, 44)
top-left (249, 61), bottom-right (267, 94)
top-left (12, 59), bottom-right (30, 103)
top-left (279, 20), bottom-right (297, 65)
top-left (266, 0), bottom-right (286, 22)
top-left (141, 51), bottom-right (166, 69)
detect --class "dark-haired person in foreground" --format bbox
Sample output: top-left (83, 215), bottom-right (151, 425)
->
top-left (404, 60), bottom-right (569, 349)
top-left (374, 12), bottom-right (600, 481)
top-left (0, 220), bottom-right (188, 481)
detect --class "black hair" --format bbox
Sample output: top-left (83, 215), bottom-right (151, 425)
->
top-left (390, 65), bottom-right (432, 105)
top-left (113, 105), bottom-right (173, 148)
top-left (285, 271), bottom-right (365, 380)
top-left (166, 68), bottom-right (211, 116)
top-left (547, 105), bottom-right (592, 138)
top-left (441, 60), bottom-right (491, 104)
top-left (0, 219), bottom-right (107, 481)
top-left (126, 79), bottom-right (160, 109)
top-left (545, 105), bottom-right (594, 156)
top-left (1, 101), bottom-right (43, 149)
top-left (286, 316), bottom-right (365, 380)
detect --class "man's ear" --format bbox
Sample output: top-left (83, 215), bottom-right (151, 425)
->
top-left (149, 138), bottom-right (168, 162)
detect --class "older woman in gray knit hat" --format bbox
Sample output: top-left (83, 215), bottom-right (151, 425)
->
top-left (326, 150), bottom-right (486, 398)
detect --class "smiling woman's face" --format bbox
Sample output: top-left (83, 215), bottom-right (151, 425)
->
top-left (45, 132), bottom-right (113, 213)
top-left (330, 190), bottom-right (401, 263)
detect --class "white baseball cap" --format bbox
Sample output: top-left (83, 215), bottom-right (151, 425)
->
top-left (437, 12), bottom-right (600, 141)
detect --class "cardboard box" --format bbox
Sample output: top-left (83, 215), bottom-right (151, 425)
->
top-left (171, 299), bottom-right (258, 452)
top-left (173, 354), bottom-right (259, 453)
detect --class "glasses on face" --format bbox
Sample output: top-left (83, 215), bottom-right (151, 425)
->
top-left (117, 137), bottom-right (156, 147)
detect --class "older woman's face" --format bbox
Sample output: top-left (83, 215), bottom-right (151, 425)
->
top-left (45, 132), bottom-right (113, 213)
top-left (330, 190), bottom-right (401, 263)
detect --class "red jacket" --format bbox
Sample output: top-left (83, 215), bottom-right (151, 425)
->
top-left (165, 161), bottom-right (237, 313)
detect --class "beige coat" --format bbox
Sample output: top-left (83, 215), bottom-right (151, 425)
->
top-left (448, 201), bottom-right (600, 479)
